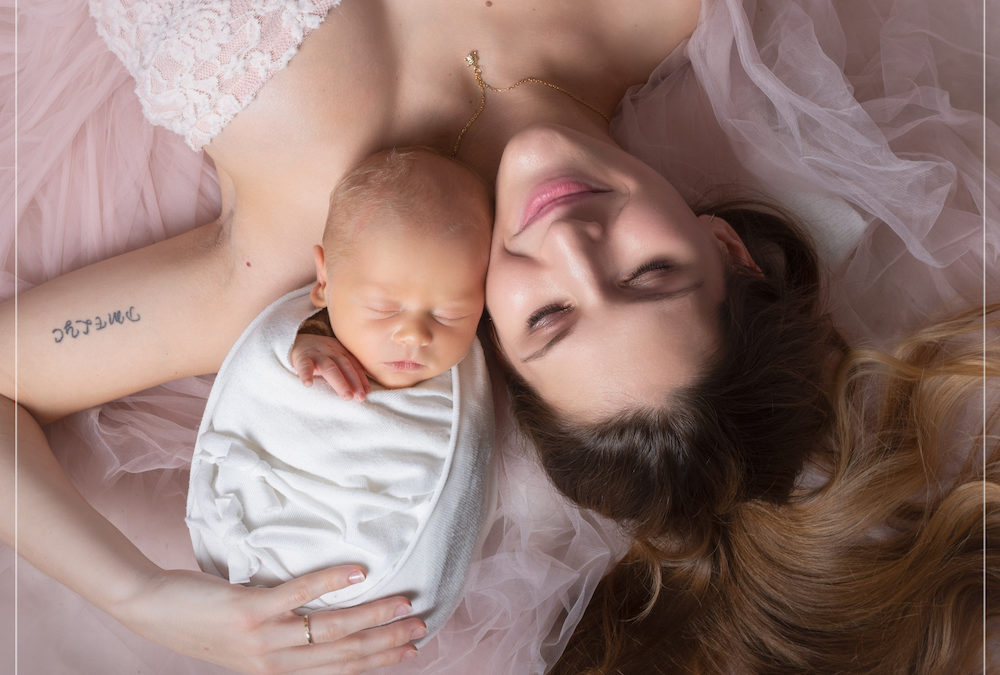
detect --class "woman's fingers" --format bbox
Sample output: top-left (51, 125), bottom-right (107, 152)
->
top-left (293, 644), bottom-right (419, 675)
top-left (267, 611), bottom-right (425, 672)
top-left (305, 597), bottom-right (423, 645)
top-left (117, 567), bottom-right (421, 674)
top-left (265, 596), bottom-right (423, 652)
top-left (265, 565), bottom-right (367, 616)
top-left (250, 573), bottom-right (426, 674)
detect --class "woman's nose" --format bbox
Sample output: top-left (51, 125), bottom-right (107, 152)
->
top-left (540, 218), bottom-right (606, 296)
top-left (392, 317), bottom-right (433, 346)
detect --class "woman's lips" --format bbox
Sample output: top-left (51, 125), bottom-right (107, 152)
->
top-left (518, 179), bottom-right (604, 233)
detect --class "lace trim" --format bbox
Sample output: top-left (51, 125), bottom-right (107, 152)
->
top-left (90, 0), bottom-right (342, 149)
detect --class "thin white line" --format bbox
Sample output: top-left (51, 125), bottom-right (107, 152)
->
top-left (12, 0), bottom-right (19, 670)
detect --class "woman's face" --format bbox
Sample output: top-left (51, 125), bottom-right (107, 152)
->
top-left (486, 124), bottom-right (751, 420)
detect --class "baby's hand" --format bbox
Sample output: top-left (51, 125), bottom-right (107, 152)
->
top-left (291, 334), bottom-right (371, 401)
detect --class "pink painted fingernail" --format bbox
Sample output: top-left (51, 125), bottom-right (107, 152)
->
top-left (410, 625), bottom-right (427, 640)
top-left (348, 570), bottom-right (365, 584)
top-left (403, 648), bottom-right (419, 660)
top-left (394, 603), bottom-right (412, 618)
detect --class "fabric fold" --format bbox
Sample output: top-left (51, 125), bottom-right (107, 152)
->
top-left (186, 287), bottom-right (495, 629)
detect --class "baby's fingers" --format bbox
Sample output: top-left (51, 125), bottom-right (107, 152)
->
top-left (317, 356), bottom-right (369, 401)
top-left (293, 355), bottom-right (318, 386)
top-left (314, 360), bottom-right (359, 400)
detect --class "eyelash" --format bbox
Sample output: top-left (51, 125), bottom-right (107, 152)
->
top-left (527, 303), bottom-right (572, 329)
top-left (371, 308), bottom-right (466, 323)
top-left (525, 260), bottom-right (674, 329)
top-left (623, 259), bottom-right (674, 284)
top-left (434, 314), bottom-right (467, 323)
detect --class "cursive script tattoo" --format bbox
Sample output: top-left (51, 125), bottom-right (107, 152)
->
top-left (52, 306), bottom-right (141, 343)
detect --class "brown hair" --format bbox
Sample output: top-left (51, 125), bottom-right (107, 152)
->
top-left (496, 205), bottom-right (998, 672)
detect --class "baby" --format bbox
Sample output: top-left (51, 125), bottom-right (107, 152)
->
top-left (293, 145), bottom-right (491, 397)
top-left (186, 147), bottom-right (494, 643)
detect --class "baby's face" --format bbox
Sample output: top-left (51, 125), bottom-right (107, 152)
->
top-left (324, 217), bottom-right (488, 389)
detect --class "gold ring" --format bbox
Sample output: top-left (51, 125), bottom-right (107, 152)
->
top-left (303, 614), bottom-right (314, 645)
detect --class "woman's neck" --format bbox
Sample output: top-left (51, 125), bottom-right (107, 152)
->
top-left (451, 79), bottom-right (615, 185)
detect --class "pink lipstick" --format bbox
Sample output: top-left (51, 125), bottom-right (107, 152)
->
top-left (518, 179), bottom-right (604, 233)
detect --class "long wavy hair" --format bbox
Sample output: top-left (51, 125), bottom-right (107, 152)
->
top-left (494, 204), bottom-right (998, 673)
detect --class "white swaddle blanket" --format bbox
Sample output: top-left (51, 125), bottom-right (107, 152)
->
top-left (186, 287), bottom-right (493, 639)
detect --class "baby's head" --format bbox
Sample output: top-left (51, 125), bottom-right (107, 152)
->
top-left (311, 147), bottom-right (492, 389)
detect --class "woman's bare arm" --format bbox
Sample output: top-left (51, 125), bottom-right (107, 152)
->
top-left (7, 219), bottom-right (265, 422)
top-left (0, 220), bottom-right (425, 671)
top-left (0, 405), bottom-right (422, 672)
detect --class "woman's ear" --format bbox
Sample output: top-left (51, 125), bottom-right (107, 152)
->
top-left (310, 244), bottom-right (329, 308)
top-left (702, 214), bottom-right (763, 276)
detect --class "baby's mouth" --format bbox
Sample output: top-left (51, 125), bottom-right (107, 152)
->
top-left (384, 361), bottom-right (425, 371)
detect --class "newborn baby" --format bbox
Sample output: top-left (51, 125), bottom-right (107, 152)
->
top-left (186, 147), bottom-right (494, 642)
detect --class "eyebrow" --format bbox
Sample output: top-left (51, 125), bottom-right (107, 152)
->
top-left (520, 282), bottom-right (704, 363)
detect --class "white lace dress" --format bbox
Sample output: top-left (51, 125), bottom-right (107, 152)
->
top-left (90, 0), bottom-right (342, 149)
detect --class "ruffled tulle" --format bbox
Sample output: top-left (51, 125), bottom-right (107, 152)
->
top-left (615, 0), bottom-right (997, 346)
top-left (2, 0), bottom-right (994, 672)
top-left (1, 0), bottom-right (221, 301)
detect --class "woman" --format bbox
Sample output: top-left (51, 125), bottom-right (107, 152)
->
top-left (3, 1), bottom-right (692, 671)
top-left (2, 0), bottom-right (995, 671)
top-left (489, 125), bottom-right (998, 672)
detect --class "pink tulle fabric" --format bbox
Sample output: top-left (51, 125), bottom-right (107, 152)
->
top-left (615, 0), bottom-right (997, 348)
top-left (2, 0), bottom-right (994, 672)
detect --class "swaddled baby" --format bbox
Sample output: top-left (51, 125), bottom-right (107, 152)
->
top-left (186, 147), bottom-right (494, 642)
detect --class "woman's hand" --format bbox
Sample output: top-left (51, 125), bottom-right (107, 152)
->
top-left (117, 565), bottom-right (425, 674)
top-left (291, 333), bottom-right (371, 401)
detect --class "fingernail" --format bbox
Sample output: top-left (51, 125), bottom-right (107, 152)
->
top-left (403, 648), bottom-right (419, 660)
top-left (394, 603), bottom-right (412, 618)
top-left (348, 570), bottom-right (365, 584)
top-left (410, 625), bottom-right (427, 640)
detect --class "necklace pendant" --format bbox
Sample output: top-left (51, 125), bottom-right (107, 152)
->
top-left (465, 51), bottom-right (478, 67)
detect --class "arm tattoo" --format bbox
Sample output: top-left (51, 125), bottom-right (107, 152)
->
top-left (51, 306), bottom-right (141, 343)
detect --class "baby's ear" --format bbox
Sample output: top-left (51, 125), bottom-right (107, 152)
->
top-left (310, 244), bottom-right (328, 308)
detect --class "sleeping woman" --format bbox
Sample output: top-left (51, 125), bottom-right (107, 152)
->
top-left (2, 0), bottom-right (997, 672)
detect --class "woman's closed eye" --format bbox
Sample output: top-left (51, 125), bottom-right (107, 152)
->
top-left (527, 303), bottom-right (572, 330)
top-left (525, 260), bottom-right (681, 331)
top-left (622, 259), bottom-right (676, 285)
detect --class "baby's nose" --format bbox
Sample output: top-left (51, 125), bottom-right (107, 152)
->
top-left (393, 318), bottom-right (433, 346)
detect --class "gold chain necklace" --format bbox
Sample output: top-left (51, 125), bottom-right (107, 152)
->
top-left (450, 50), bottom-right (611, 156)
